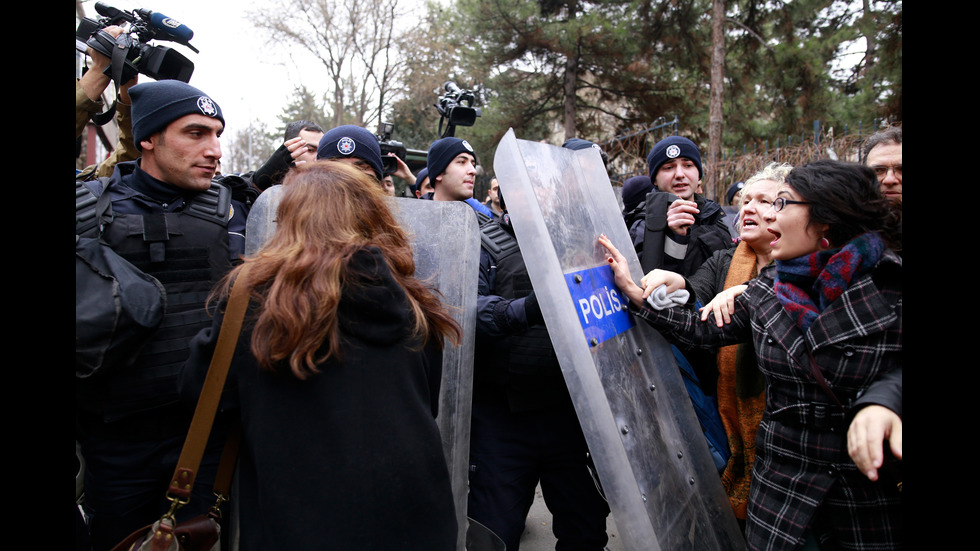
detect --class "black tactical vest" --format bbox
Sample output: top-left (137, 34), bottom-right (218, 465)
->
top-left (76, 178), bottom-right (233, 423)
top-left (475, 219), bottom-right (568, 412)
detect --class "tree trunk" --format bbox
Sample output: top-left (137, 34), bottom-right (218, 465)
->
top-left (707, 0), bottom-right (726, 202)
top-left (563, 0), bottom-right (579, 140)
top-left (564, 45), bottom-right (578, 140)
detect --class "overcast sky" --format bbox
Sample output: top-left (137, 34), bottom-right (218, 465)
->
top-left (78, 0), bottom-right (428, 139)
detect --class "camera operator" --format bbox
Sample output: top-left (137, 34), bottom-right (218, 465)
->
top-left (76, 25), bottom-right (140, 181)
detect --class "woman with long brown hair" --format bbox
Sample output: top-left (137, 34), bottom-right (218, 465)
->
top-left (182, 161), bottom-right (461, 550)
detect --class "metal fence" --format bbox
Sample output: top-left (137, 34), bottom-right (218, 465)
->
top-left (598, 118), bottom-right (899, 204)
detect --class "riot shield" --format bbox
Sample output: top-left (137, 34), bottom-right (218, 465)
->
top-left (391, 198), bottom-right (480, 551)
top-left (493, 129), bottom-right (744, 550)
top-left (243, 184), bottom-right (284, 256)
top-left (244, 191), bottom-right (479, 551)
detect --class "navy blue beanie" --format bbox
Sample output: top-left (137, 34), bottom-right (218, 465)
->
top-left (562, 137), bottom-right (609, 166)
top-left (427, 138), bottom-right (477, 183)
top-left (621, 175), bottom-right (653, 212)
top-left (316, 125), bottom-right (384, 180)
top-left (411, 167), bottom-right (430, 195)
top-left (726, 181), bottom-right (745, 205)
top-left (647, 136), bottom-right (702, 181)
top-left (130, 80), bottom-right (224, 150)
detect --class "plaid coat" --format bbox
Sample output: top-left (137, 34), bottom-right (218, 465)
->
top-left (633, 250), bottom-right (902, 550)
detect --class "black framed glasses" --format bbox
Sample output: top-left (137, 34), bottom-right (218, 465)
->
top-left (772, 197), bottom-right (810, 212)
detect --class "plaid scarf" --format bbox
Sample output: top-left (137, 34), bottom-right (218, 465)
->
top-left (774, 232), bottom-right (885, 332)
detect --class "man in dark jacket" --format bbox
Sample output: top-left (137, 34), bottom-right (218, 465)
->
top-left (635, 136), bottom-right (734, 417)
top-left (637, 135), bottom-right (733, 277)
top-left (76, 80), bottom-right (244, 551)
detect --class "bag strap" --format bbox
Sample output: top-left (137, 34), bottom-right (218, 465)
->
top-left (807, 352), bottom-right (846, 412)
top-left (165, 266), bottom-right (251, 510)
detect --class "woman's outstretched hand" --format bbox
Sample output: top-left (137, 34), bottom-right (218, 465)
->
top-left (598, 234), bottom-right (644, 306)
top-left (598, 234), bottom-right (687, 307)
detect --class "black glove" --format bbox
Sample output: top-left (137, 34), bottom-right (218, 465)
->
top-left (523, 291), bottom-right (545, 327)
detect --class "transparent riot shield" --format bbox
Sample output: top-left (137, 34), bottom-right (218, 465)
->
top-left (391, 198), bottom-right (480, 551)
top-left (243, 184), bottom-right (284, 256)
top-left (244, 191), bottom-right (479, 551)
top-left (493, 129), bottom-right (744, 550)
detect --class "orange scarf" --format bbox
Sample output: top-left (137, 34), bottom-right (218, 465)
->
top-left (716, 241), bottom-right (767, 520)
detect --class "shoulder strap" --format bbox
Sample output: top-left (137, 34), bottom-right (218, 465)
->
top-left (165, 266), bottom-right (251, 507)
top-left (75, 177), bottom-right (111, 236)
top-left (641, 192), bottom-right (674, 273)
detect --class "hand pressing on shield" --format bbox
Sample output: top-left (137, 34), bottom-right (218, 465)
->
top-left (598, 234), bottom-right (686, 308)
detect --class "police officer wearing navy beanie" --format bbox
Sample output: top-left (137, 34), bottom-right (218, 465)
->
top-left (425, 137), bottom-right (495, 218)
top-left (76, 79), bottom-right (247, 551)
top-left (316, 124), bottom-right (385, 181)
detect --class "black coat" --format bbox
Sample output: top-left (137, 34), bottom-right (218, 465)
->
top-left (182, 248), bottom-right (457, 550)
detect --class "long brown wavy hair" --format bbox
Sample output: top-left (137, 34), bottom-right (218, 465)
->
top-left (210, 161), bottom-right (462, 379)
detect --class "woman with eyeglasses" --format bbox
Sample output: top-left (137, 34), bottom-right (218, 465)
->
top-left (599, 159), bottom-right (902, 550)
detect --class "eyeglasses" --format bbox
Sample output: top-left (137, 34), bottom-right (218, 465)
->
top-left (871, 165), bottom-right (902, 179)
top-left (772, 197), bottom-right (810, 212)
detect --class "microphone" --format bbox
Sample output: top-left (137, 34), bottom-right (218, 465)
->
top-left (136, 8), bottom-right (197, 50)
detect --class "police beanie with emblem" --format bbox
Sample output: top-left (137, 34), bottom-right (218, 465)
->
top-left (427, 137), bottom-right (477, 182)
top-left (726, 181), bottom-right (745, 205)
top-left (130, 80), bottom-right (224, 151)
top-left (316, 125), bottom-right (384, 180)
top-left (647, 136), bottom-right (702, 181)
top-left (562, 137), bottom-right (609, 166)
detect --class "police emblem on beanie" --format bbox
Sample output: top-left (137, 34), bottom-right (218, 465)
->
top-left (462, 140), bottom-right (474, 152)
top-left (666, 144), bottom-right (681, 158)
top-left (338, 137), bottom-right (356, 155)
top-left (197, 97), bottom-right (217, 117)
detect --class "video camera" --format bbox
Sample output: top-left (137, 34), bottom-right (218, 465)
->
top-left (377, 122), bottom-right (407, 177)
top-left (76, 2), bottom-right (198, 84)
top-left (435, 82), bottom-right (481, 138)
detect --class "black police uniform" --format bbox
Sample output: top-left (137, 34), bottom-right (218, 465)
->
top-left (75, 160), bottom-right (245, 550)
top-left (469, 214), bottom-right (609, 551)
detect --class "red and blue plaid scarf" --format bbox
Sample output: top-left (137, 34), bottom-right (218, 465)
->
top-left (774, 232), bottom-right (885, 332)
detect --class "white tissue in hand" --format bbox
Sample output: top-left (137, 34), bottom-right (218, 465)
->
top-left (645, 284), bottom-right (690, 311)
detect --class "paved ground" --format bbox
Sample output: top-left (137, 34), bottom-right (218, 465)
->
top-left (517, 483), bottom-right (625, 551)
